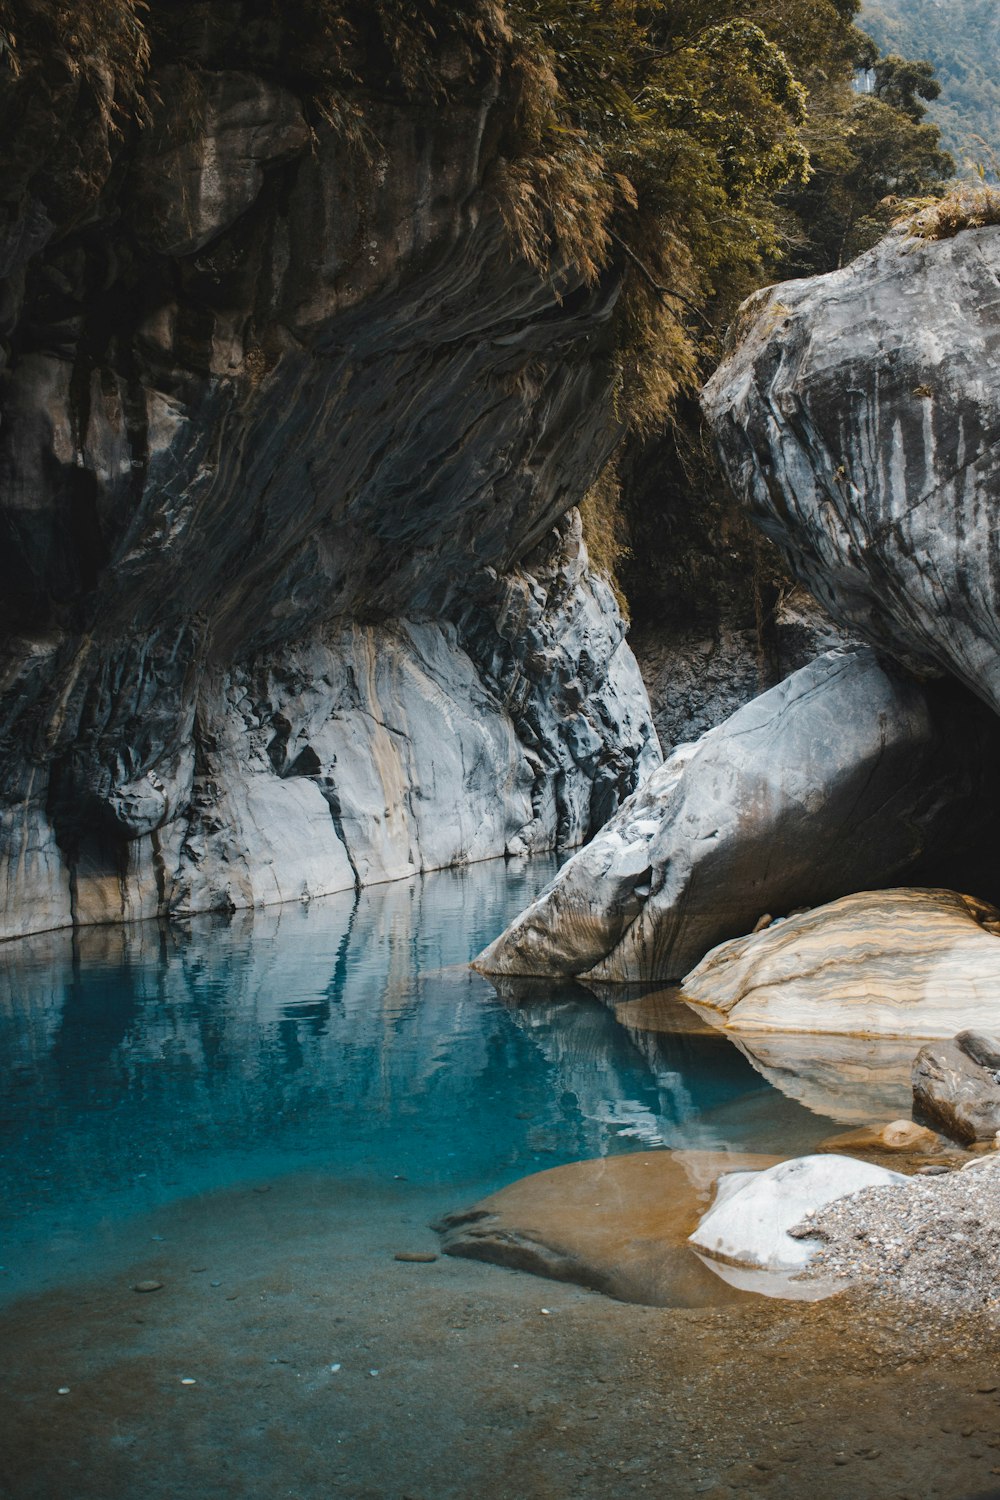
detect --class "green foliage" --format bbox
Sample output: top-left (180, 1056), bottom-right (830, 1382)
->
top-left (871, 54), bottom-right (940, 122)
top-left (496, 0), bottom-right (822, 431)
top-left (860, 0), bottom-right (1000, 169)
top-left (780, 90), bottom-right (954, 273)
top-left (579, 460), bottom-right (631, 619)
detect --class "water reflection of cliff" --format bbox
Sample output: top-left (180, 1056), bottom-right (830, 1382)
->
top-left (487, 977), bottom-right (779, 1152)
top-left (0, 860), bottom-right (797, 1230)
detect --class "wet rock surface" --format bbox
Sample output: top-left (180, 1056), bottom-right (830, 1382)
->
top-left (683, 888), bottom-right (1000, 1038)
top-left (702, 225), bottom-right (1000, 716)
top-left (913, 1031), bottom-right (1000, 1145)
top-left (476, 647), bottom-right (1000, 982)
top-left (5, 1169), bottom-right (1000, 1500)
top-left (726, 1032), bottom-right (921, 1125)
top-left (817, 1119), bottom-right (945, 1156)
top-left (434, 1150), bottom-right (782, 1306)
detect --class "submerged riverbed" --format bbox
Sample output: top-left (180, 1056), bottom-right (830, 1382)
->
top-left (0, 856), bottom-right (831, 1308)
top-left (2, 858), bottom-right (998, 1499)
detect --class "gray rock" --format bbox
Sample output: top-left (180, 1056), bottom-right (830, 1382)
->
top-left (0, 58), bottom-right (659, 938)
top-left (475, 646), bottom-right (1000, 982)
top-left (128, 68), bottom-right (311, 256)
top-left (913, 1031), bottom-right (1000, 1145)
top-left (632, 586), bottom-right (858, 756)
top-left (689, 1154), bottom-right (907, 1274)
top-left (702, 226), bottom-right (1000, 716)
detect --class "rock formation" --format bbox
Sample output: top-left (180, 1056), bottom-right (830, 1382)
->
top-left (702, 225), bottom-right (1000, 716)
top-left (682, 888), bottom-right (1000, 1038)
top-left (0, 40), bottom-right (659, 938)
top-left (434, 1149), bottom-right (780, 1307)
top-left (482, 221), bottom-right (1000, 991)
top-left (688, 1153), bottom-right (907, 1275)
top-left (913, 1031), bottom-right (1000, 1144)
top-left (475, 647), bottom-right (1000, 982)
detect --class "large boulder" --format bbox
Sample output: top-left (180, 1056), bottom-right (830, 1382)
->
top-left (702, 226), bottom-right (1000, 716)
top-left (683, 888), bottom-right (1000, 1038)
top-left (474, 646), bottom-right (1000, 982)
top-left (913, 1031), bottom-right (1000, 1144)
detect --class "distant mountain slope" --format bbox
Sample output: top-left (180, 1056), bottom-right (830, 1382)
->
top-left (862, 0), bottom-right (1000, 167)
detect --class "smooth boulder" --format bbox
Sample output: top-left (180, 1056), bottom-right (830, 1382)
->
top-left (703, 225), bottom-right (1000, 717)
top-left (689, 1154), bottom-right (906, 1273)
top-left (433, 1150), bottom-right (781, 1307)
top-left (683, 888), bottom-right (1000, 1038)
top-left (475, 646), bottom-right (1000, 982)
top-left (913, 1031), bottom-right (1000, 1144)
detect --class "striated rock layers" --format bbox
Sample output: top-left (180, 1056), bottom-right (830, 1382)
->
top-left (0, 42), bottom-right (659, 938)
top-left (475, 646), bottom-right (1000, 982)
top-left (682, 888), bottom-right (1000, 1038)
top-left (702, 225), bottom-right (1000, 716)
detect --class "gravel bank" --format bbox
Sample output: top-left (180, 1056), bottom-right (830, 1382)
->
top-left (802, 1155), bottom-right (1000, 1317)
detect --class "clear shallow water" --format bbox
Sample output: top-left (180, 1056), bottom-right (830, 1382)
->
top-left (0, 856), bottom-right (826, 1304)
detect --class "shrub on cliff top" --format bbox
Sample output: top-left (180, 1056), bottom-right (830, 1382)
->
top-left (900, 181), bottom-right (1000, 239)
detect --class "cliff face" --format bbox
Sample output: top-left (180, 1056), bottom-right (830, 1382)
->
top-left (0, 56), bottom-right (659, 938)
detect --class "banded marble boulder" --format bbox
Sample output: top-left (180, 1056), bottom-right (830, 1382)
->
top-left (702, 225), bottom-right (1000, 716)
top-left (683, 888), bottom-right (1000, 1038)
top-left (475, 646), bottom-right (1000, 983)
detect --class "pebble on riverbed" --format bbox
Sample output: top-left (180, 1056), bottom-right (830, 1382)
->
top-left (800, 1156), bottom-right (1000, 1317)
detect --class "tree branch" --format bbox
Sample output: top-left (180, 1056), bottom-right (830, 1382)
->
top-left (607, 230), bottom-right (711, 326)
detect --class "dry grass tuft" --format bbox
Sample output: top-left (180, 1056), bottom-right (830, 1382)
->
top-left (899, 182), bottom-right (1000, 240)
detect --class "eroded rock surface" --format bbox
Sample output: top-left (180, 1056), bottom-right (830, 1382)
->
top-left (702, 226), bottom-right (1000, 716)
top-left (475, 647), bottom-right (1000, 982)
top-left (0, 43), bottom-right (658, 938)
top-left (913, 1031), bottom-right (1000, 1144)
top-left (684, 888), bottom-right (1000, 1038)
top-left (433, 1150), bottom-right (780, 1307)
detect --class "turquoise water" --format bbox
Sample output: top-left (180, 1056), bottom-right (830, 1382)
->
top-left (0, 856), bottom-right (815, 1305)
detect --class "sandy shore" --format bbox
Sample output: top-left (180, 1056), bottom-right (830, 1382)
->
top-left (3, 1168), bottom-right (1000, 1500)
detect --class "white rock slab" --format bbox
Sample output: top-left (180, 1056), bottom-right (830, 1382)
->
top-left (689, 1154), bottom-right (907, 1273)
top-left (476, 647), bottom-right (995, 982)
